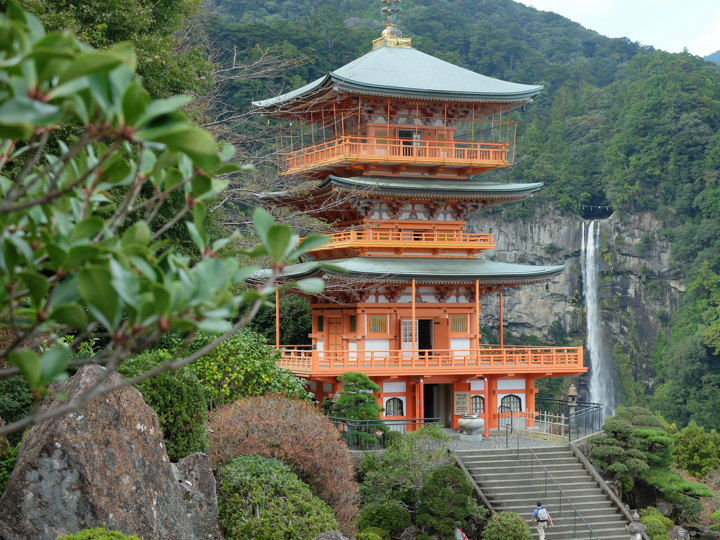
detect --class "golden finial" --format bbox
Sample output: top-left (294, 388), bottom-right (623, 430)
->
top-left (373, 0), bottom-right (412, 50)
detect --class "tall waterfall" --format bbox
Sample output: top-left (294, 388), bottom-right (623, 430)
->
top-left (583, 221), bottom-right (615, 417)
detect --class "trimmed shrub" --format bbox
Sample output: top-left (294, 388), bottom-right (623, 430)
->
top-left (359, 527), bottom-right (390, 540)
top-left (117, 350), bottom-right (207, 461)
top-left (356, 533), bottom-right (382, 540)
top-left (672, 420), bottom-right (720, 478)
top-left (416, 465), bottom-right (485, 538)
top-left (207, 394), bottom-right (359, 535)
top-left (641, 507), bottom-right (673, 532)
top-left (357, 501), bottom-right (411, 535)
top-left (190, 330), bottom-right (310, 409)
top-left (331, 372), bottom-right (385, 448)
top-left (217, 455), bottom-right (337, 540)
top-left (0, 375), bottom-right (33, 446)
top-left (57, 528), bottom-right (140, 539)
top-left (640, 516), bottom-right (667, 538)
top-left (482, 511), bottom-right (532, 540)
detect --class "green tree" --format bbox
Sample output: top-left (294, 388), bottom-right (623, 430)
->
top-left (17, 0), bottom-right (211, 98)
top-left (482, 511), bottom-right (532, 540)
top-left (0, 3), bottom-right (329, 437)
top-left (672, 420), bottom-right (720, 478)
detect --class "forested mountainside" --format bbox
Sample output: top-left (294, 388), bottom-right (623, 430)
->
top-left (205, 0), bottom-right (720, 430)
top-left (705, 49), bottom-right (720, 64)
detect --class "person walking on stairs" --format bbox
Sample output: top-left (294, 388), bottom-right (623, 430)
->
top-left (531, 501), bottom-right (553, 539)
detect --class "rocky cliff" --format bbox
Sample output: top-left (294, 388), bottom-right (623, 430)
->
top-left (468, 208), bottom-right (684, 403)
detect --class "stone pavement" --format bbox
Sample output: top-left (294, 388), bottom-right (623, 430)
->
top-left (445, 428), bottom-right (564, 451)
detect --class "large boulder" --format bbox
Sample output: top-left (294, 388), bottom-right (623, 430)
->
top-left (0, 364), bottom-right (221, 540)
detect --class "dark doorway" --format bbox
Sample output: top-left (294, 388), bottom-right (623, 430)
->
top-left (418, 319), bottom-right (433, 351)
top-left (399, 129), bottom-right (419, 156)
top-left (423, 383), bottom-right (452, 427)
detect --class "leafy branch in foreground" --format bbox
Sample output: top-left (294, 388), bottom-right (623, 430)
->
top-left (0, 1), bottom-right (329, 436)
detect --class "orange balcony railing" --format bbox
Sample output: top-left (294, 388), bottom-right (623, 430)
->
top-left (277, 345), bottom-right (585, 377)
top-left (282, 135), bottom-right (514, 175)
top-left (308, 230), bottom-right (495, 258)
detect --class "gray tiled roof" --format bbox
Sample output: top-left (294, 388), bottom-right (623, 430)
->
top-left (253, 46), bottom-right (542, 108)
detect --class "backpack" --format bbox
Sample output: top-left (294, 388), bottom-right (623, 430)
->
top-left (537, 508), bottom-right (549, 521)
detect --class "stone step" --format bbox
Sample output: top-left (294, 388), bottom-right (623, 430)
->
top-left (495, 498), bottom-right (615, 512)
top-left (462, 456), bottom-right (581, 467)
top-left (476, 475), bottom-right (598, 489)
top-left (465, 461), bottom-right (586, 474)
top-left (454, 447), bottom-right (571, 458)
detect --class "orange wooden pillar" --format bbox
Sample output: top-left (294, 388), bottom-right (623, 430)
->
top-left (526, 377), bottom-right (537, 428)
top-left (499, 290), bottom-right (504, 348)
top-left (487, 378), bottom-right (499, 429)
top-left (483, 377), bottom-right (489, 437)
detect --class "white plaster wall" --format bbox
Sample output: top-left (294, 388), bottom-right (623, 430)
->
top-left (383, 382), bottom-right (407, 393)
top-left (469, 380), bottom-right (485, 391)
top-left (498, 379), bottom-right (526, 390)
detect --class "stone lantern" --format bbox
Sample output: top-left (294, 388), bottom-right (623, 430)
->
top-left (567, 384), bottom-right (578, 432)
top-left (625, 510), bottom-right (646, 540)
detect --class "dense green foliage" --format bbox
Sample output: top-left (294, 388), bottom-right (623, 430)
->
top-left (358, 527), bottom-right (390, 540)
top-left (481, 511), bottom-right (532, 540)
top-left (586, 408), bottom-right (712, 500)
top-left (416, 465), bottom-right (485, 539)
top-left (19, 0), bottom-right (211, 98)
top-left (641, 516), bottom-right (670, 540)
top-left (189, 330), bottom-right (311, 409)
top-left (217, 455), bottom-right (338, 540)
top-left (0, 442), bottom-right (18, 494)
top-left (0, 376), bottom-right (33, 445)
top-left (117, 350), bottom-right (207, 461)
top-left (248, 294), bottom-right (312, 346)
top-left (57, 529), bottom-right (140, 539)
top-left (671, 420), bottom-right (720, 478)
top-left (356, 501), bottom-right (411, 536)
top-left (359, 424), bottom-right (452, 513)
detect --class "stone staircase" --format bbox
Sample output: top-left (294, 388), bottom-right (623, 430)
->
top-left (454, 445), bottom-right (630, 540)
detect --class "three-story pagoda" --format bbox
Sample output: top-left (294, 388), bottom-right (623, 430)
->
top-left (253, 4), bottom-right (586, 431)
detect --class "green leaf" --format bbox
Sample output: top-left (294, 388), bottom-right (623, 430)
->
top-left (219, 143), bottom-right (235, 161)
top-left (252, 207), bottom-right (274, 245)
top-left (19, 270), bottom-right (49, 309)
top-left (190, 174), bottom-right (212, 198)
top-left (186, 222), bottom-right (206, 253)
top-left (63, 245), bottom-right (104, 269)
top-left (0, 96), bottom-right (62, 131)
top-left (39, 345), bottom-right (71, 385)
top-left (197, 318), bottom-right (232, 334)
top-left (152, 283), bottom-right (171, 317)
top-left (9, 348), bottom-right (41, 388)
top-left (295, 278), bottom-right (325, 294)
top-left (78, 268), bottom-right (119, 330)
top-left (121, 222), bottom-right (150, 247)
top-left (70, 217), bottom-right (104, 242)
top-left (49, 276), bottom-right (80, 307)
top-left (266, 224), bottom-right (293, 264)
top-left (58, 51), bottom-right (123, 84)
top-left (141, 125), bottom-right (220, 171)
top-left (294, 234), bottom-right (330, 255)
top-left (133, 95), bottom-right (193, 128)
top-left (109, 260), bottom-right (139, 305)
top-left (50, 303), bottom-right (88, 330)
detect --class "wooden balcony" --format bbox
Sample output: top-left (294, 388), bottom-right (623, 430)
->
top-left (309, 230), bottom-right (495, 258)
top-left (282, 136), bottom-right (514, 176)
top-left (277, 345), bottom-right (585, 377)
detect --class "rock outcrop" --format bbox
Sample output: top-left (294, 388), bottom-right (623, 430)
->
top-left (0, 364), bottom-right (221, 540)
top-left (469, 208), bottom-right (683, 400)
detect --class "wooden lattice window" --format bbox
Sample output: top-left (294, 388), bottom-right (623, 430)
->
top-left (375, 130), bottom-right (388, 144)
top-left (385, 397), bottom-right (404, 417)
top-left (369, 315), bottom-right (387, 334)
top-left (471, 395), bottom-right (484, 415)
top-left (349, 316), bottom-right (356, 333)
top-left (401, 319), bottom-right (418, 343)
top-left (437, 133), bottom-right (446, 147)
top-left (450, 314), bottom-right (467, 333)
top-left (501, 394), bottom-right (522, 413)
top-left (317, 316), bottom-right (324, 332)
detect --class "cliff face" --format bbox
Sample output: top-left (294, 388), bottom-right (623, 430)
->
top-left (468, 208), bottom-right (684, 403)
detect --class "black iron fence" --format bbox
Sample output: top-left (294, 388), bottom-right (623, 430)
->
top-left (327, 417), bottom-right (441, 451)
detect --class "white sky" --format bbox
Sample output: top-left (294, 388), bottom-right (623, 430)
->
top-left (516, 0), bottom-right (720, 57)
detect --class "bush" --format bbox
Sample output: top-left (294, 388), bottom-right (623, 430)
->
top-left (482, 511), bottom-right (532, 540)
top-left (357, 501), bottom-right (411, 535)
top-left (331, 372), bottom-right (385, 448)
top-left (356, 533), bottom-right (382, 540)
top-left (190, 330), bottom-right (311, 409)
top-left (207, 394), bottom-right (359, 535)
top-left (218, 455), bottom-right (337, 540)
top-left (544, 243), bottom-right (562, 255)
top-left (417, 465), bottom-right (486, 538)
top-left (359, 527), bottom-right (390, 540)
top-left (0, 376), bottom-right (33, 446)
top-left (359, 424), bottom-right (452, 512)
top-left (57, 528), bottom-right (140, 539)
top-left (672, 420), bottom-right (720, 478)
top-left (640, 516), bottom-right (668, 538)
top-left (117, 350), bottom-right (207, 461)
top-left (383, 430), bottom-right (402, 449)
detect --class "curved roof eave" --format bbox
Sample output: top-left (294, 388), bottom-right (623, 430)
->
top-left (254, 257), bottom-right (565, 285)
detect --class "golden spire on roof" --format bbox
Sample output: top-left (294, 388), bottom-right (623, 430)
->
top-left (373, 0), bottom-right (412, 50)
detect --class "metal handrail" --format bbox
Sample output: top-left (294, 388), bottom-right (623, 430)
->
top-left (504, 425), bottom-right (600, 540)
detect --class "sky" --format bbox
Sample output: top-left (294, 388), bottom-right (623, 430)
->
top-left (516, 0), bottom-right (720, 57)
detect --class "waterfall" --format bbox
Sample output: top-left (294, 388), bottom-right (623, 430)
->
top-left (584, 221), bottom-right (615, 417)
top-left (580, 222), bottom-right (585, 291)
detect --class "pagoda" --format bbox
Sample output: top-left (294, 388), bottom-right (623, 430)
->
top-left (253, 1), bottom-right (586, 431)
